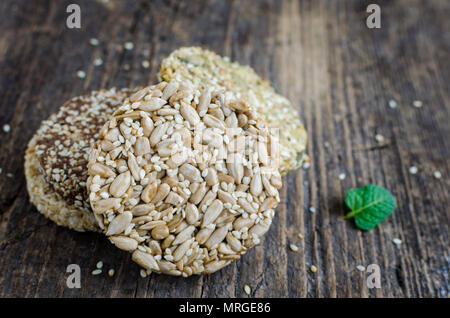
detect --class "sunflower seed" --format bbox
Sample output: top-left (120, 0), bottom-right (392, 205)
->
top-left (151, 183), bottom-right (171, 203)
top-left (150, 121), bottom-right (170, 146)
top-left (109, 171), bottom-right (131, 197)
top-left (132, 250), bottom-right (160, 271)
top-left (204, 224), bottom-right (230, 249)
top-left (198, 88), bottom-right (212, 116)
top-left (151, 224), bottom-right (170, 240)
top-left (162, 80), bottom-right (179, 100)
top-left (172, 225), bottom-right (196, 245)
top-left (180, 163), bottom-right (202, 183)
top-left (180, 102), bottom-right (200, 126)
top-left (110, 236), bottom-right (138, 251)
top-left (88, 163), bottom-right (116, 178)
top-left (173, 239), bottom-right (192, 261)
top-left (92, 198), bottom-right (122, 213)
top-left (185, 203), bottom-right (199, 224)
top-left (201, 199), bottom-right (223, 228)
top-left (106, 212), bottom-right (133, 235)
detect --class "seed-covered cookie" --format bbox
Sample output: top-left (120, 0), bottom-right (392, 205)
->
top-left (25, 135), bottom-right (98, 231)
top-left (87, 81), bottom-right (282, 276)
top-left (158, 47), bottom-right (307, 175)
top-left (25, 87), bottom-right (137, 232)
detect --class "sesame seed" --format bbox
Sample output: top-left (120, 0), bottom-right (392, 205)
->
top-left (310, 265), bottom-right (318, 273)
top-left (93, 58), bottom-right (103, 66)
top-left (140, 269), bottom-right (147, 278)
top-left (302, 162), bottom-right (311, 169)
top-left (142, 60), bottom-right (150, 68)
top-left (123, 64), bottom-right (130, 71)
top-left (356, 265), bottom-right (365, 272)
top-left (91, 269), bottom-right (102, 275)
top-left (338, 173), bottom-right (346, 180)
top-left (89, 38), bottom-right (99, 46)
top-left (124, 42), bottom-right (134, 50)
top-left (3, 124), bottom-right (11, 133)
top-left (308, 206), bottom-right (316, 213)
top-left (409, 166), bottom-right (418, 174)
top-left (6, 173), bottom-right (13, 178)
top-left (289, 244), bottom-right (299, 252)
top-left (392, 238), bottom-right (402, 245)
top-left (388, 100), bottom-right (397, 109)
top-left (375, 134), bottom-right (385, 143)
top-left (298, 233), bottom-right (304, 240)
top-left (244, 285), bottom-right (251, 295)
top-left (433, 171), bottom-right (442, 179)
top-left (108, 269), bottom-right (115, 277)
top-left (76, 70), bottom-right (86, 79)
top-left (412, 100), bottom-right (423, 108)
top-left (96, 261), bottom-right (103, 269)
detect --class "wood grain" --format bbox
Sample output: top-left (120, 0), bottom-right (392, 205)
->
top-left (0, 0), bottom-right (448, 298)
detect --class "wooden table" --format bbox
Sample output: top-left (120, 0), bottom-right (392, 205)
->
top-left (0, 0), bottom-right (448, 298)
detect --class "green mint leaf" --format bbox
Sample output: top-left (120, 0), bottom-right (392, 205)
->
top-left (344, 184), bottom-right (396, 230)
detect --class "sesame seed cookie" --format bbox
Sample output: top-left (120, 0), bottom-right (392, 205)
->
top-left (87, 81), bottom-right (282, 276)
top-left (25, 135), bottom-right (99, 232)
top-left (25, 87), bottom-right (138, 232)
top-left (158, 47), bottom-right (307, 175)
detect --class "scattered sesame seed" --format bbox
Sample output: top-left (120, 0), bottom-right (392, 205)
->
top-left (96, 261), bottom-right (103, 269)
top-left (302, 162), bottom-right (311, 169)
top-left (124, 42), bottom-right (134, 50)
top-left (356, 265), bottom-right (366, 272)
top-left (140, 269), bottom-right (147, 278)
top-left (89, 38), bottom-right (99, 46)
top-left (409, 166), bottom-right (418, 174)
top-left (2, 124), bottom-right (11, 133)
top-left (123, 64), bottom-right (130, 71)
top-left (310, 265), bottom-right (318, 273)
top-left (6, 173), bottom-right (13, 178)
top-left (298, 233), bottom-right (304, 240)
top-left (289, 244), bottom-right (299, 252)
top-left (412, 100), bottom-right (423, 108)
top-left (93, 58), bottom-right (103, 66)
top-left (308, 206), bottom-right (316, 213)
top-left (375, 134), bottom-right (385, 143)
top-left (324, 141), bottom-right (330, 148)
top-left (142, 60), bottom-right (150, 68)
top-left (108, 269), bottom-right (115, 277)
top-left (433, 171), bottom-right (442, 179)
top-left (392, 238), bottom-right (402, 245)
top-left (338, 173), bottom-right (346, 180)
top-left (0, 168), bottom-right (2, 174)
top-left (244, 285), bottom-right (251, 295)
top-left (91, 269), bottom-right (102, 275)
top-left (76, 70), bottom-right (86, 79)
top-left (388, 100), bottom-right (397, 109)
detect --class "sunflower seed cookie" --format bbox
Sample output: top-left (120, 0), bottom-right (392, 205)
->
top-left (25, 87), bottom-right (138, 232)
top-left (87, 80), bottom-right (282, 276)
top-left (158, 47), bottom-right (307, 175)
